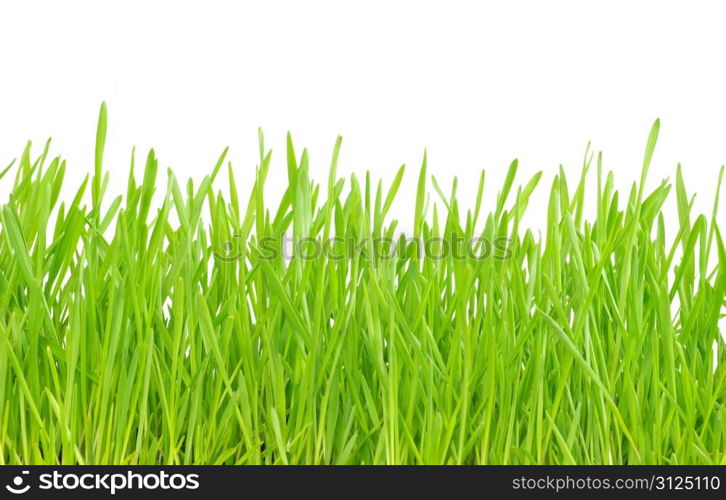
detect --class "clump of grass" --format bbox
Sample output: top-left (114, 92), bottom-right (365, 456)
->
top-left (0, 104), bottom-right (724, 465)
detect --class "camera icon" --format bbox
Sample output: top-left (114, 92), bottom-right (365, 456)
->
top-left (5, 471), bottom-right (30, 494)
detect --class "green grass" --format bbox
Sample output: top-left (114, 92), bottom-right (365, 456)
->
top-left (0, 104), bottom-right (725, 465)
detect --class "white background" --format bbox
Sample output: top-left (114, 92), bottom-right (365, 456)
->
top-left (0, 0), bottom-right (724, 231)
